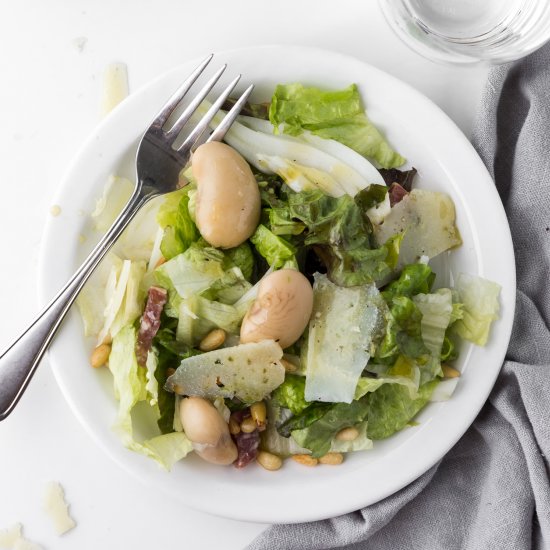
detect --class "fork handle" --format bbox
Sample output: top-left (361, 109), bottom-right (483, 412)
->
top-left (0, 189), bottom-right (149, 420)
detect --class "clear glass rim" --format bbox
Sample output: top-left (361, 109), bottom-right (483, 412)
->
top-left (379, 0), bottom-right (550, 66)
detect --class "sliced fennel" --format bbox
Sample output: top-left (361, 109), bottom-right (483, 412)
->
top-left (197, 102), bottom-right (380, 198)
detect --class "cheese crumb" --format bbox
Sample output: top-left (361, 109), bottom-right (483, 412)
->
top-left (0, 524), bottom-right (42, 550)
top-left (12, 539), bottom-right (42, 550)
top-left (0, 523), bottom-right (22, 548)
top-left (43, 481), bottom-right (76, 536)
top-left (50, 205), bottom-right (62, 217)
top-left (100, 62), bottom-right (129, 117)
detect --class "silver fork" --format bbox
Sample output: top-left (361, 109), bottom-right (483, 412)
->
top-left (0, 55), bottom-right (253, 420)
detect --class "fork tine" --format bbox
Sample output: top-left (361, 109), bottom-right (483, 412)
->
top-left (154, 54), bottom-right (213, 128)
top-left (207, 83), bottom-right (255, 143)
top-left (177, 74), bottom-right (242, 152)
top-left (165, 64), bottom-right (227, 140)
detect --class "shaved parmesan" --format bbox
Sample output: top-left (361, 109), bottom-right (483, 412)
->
top-left (374, 189), bottom-right (462, 266)
top-left (0, 523), bottom-right (22, 548)
top-left (43, 482), bottom-right (76, 536)
top-left (305, 274), bottom-right (385, 404)
top-left (100, 62), bottom-right (129, 117)
top-left (13, 539), bottom-right (42, 550)
top-left (166, 340), bottom-right (285, 403)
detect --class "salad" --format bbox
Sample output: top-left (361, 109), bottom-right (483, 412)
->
top-left (78, 83), bottom-right (501, 471)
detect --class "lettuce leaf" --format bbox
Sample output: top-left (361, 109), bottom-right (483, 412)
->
top-left (330, 420), bottom-right (372, 453)
top-left (108, 326), bottom-right (192, 469)
top-left (290, 397), bottom-right (370, 458)
top-left (452, 273), bottom-right (501, 346)
top-left (269, 83), bottom-right (405, 169)
top-left (367, 379), bottom-right (438, 440)
top-left (154, 243), bottom-right (226, 315)
top-left (287, 189), bottom-right (393, 287)
top-left (382, 263), bottom-right (435, 302)
top-left (223, 242), bottom-right (254, 281)
top-left (250, 224), bottom-right (297, 268)
top-left (272, 374), bottom-right (309, 415)
top-left (157, 188), bottom-right (199, 260)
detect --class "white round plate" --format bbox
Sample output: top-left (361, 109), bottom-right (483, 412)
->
top-left (38, 45), bottom-right (515, 524)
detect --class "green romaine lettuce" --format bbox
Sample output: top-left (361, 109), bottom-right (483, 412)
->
top-left (367, 379), bottom-right (438, 440)
top-left (452, 273), bottom-right (501, 346)
top-left (154, 244), bottom-right (226, 315)
top-left (250, 224), bottom-right (297, 268)
top-left (269, 83), bottom-right (405, 169)
top-left (108, 326), bottom-right (193, 469)
top-left (382, 263), bottom-right (435, 302)
top-left (290, 397), bottom-right (370, 458)
top-left (272, 374), bottom-right (309, 415)
top-left (287, 189), bottom-right (394, 287)
top-left (157, 188), bottom-right (199, 260)
top-left (223, 242), bottom-right (255, 281)
top-left (330, 420), bottom-right (372, 453)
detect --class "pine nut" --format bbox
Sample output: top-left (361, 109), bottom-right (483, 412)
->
top-left (280, 358), bottom-right (297, 373)
top-left (250, 401), bottom-right (267, 426)
top-left (199, 329), bottom-right (226, 352)
top-left (319, 452), bottom-right (344, 465)
top-left (257, 451), bottom-right (282, 471)
top-left (292, 454), bottom-right (318, 466)
top-left (90, 343), bottom-right (111, 368)
top-left (442, 364), bottom-right (460, 378)
top-left (240, 417), bottom-right (257, 433)
top-left (229, 418), bottom-right (241, 435)
top-left (335, 427), bottom-right (359, 442)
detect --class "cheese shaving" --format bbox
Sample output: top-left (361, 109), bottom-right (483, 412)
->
top-left (0, 523), bottom-right (22, 548)
top-left (100, 62), bottom-right (129, 117)
top-left (43, 481), bottom-right (76, 536)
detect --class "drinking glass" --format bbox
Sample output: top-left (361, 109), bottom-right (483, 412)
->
top-left (380, 0), bottom-right (550, 64)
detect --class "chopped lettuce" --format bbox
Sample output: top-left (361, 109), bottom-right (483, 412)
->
top-left (108, 326), bottom-right (192, 470)
top-left (382, 263), bottom-right (435, 302)
top-left (154, 244), bottom-right (225, 315)
top-left (157, 187), bottom-right (199, 260)
top-left (269, 83), bottom-right (405, 169)
top-left (77, 252), bottom-right (123, 337)
top-left (367, 379), bottom-right (438, 440)
top-left (354, 374), bottom-right (418, 400)
top-left (250, 224), bottom-right (297, 268)
top-left (272, 374), bottom-right (309, 415)
top-left (304, 274), bottom-right (385, 403)
top-left (413, 288), bottom-right (453, 358)
top-left (177, 295), bottom-right (244, 344)
top-left (290, 397), bottom-right (370, 458)
top-left (287, 189), bottom-right (394, 287)
top-left (452, 273), bottom-right (501, 346)
top-left (223, 242), bottom-right (254, 281)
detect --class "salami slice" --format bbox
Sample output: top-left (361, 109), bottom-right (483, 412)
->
top-left (388, 182), bottom-right (409, 207)
top-left (136, 286), bottom-right (168, 367)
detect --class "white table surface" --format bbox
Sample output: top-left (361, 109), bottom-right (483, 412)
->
top-left (0, 1), bottom-right (489, 548)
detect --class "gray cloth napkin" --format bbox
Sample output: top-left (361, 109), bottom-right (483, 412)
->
top-left (247, 43), bottom-right (550, 550)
